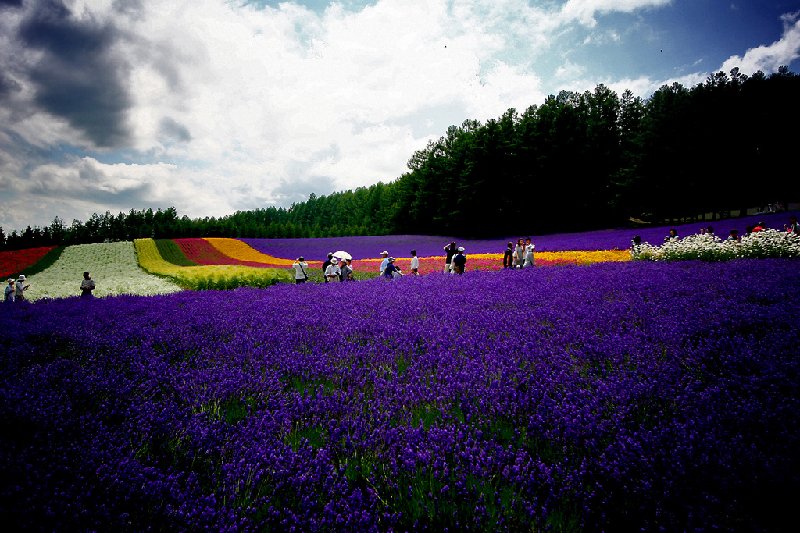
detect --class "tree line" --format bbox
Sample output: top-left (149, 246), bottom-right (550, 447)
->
top-left (1, 66), bottom-right (797, 249)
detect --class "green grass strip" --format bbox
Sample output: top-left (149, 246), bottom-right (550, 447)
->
top-left (155, 239), bottom-right (198, 266)
top-left (23, 246), bottom-right (66, 276)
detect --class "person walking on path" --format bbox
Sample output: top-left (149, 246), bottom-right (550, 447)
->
top-left (80, 271), bottom-right (96, 297)
top-left (292, 257), bottom-right (309, 284)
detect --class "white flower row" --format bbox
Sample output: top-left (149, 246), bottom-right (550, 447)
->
top-left (632, 229), bottom-right (800, 261)
top-left (24, 242), bottom-right (183, 301)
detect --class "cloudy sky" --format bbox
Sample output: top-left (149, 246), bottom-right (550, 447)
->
top-left (1, 0), bottom-right (798, 232)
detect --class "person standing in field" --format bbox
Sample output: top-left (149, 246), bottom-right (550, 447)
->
top-left (523, 237), bottom-right (535, 268)
top-left (80, 271), bottom-right (95, 297)
top-left (292, 257), bottom-right (309, 284)
top-left (340, 258), bottom-right (353, 281)
top-left (379, 251), bottom-right (390, 276)
top-left (443, 242), bottom-right (457, 273)
top-left (325, 257), bottom-right (341, 282)
top-left (514, 238), bottom-right (525, 268)
top-left (452, 247), bottom-right (467, 274)
top-left (15, 275), bottom-right (29, 302)
top-left (5, 278), bottom-right (15, 302)
top-left (410, 250), bottom-right (420, 275)
top-left (322, 252), bottom-right (333, 283)
top-left (503, 242), bottom-right (514, 269)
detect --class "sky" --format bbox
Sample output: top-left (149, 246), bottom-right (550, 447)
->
top-left (1, 0), bottom-right (799, 233)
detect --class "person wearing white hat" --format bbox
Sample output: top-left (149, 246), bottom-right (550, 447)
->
top-left (379, 251), bottom-right (389, 276)
top-left (4, 278), bottom-right (15, 302)
top-left (15, 275), bottom-right (29, 302)
top-left (452, 247), bottom-right (467, 274)
top-left (325, 257), bottom-right (341, 282)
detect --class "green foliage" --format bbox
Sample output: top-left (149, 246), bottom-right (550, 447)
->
top-left (22, 246), bottom-right (66, 276)
top-left (154, 239), bottom-right (197, 266)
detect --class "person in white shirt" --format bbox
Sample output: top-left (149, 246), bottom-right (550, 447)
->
top-left (292, 257), bottom-right (309, 284)
top-left (325, 258), bottom-right (341, 282)
top-left (523, 237), bottom-right (535, 268)
top-left (410, 250), bottom-right (420, 275)
top-left (379, 251), bottom-right (389, 275)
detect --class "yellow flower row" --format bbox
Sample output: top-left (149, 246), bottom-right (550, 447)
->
top-left (204, 238), bottom-right (296, 266)
top-left (469, 250), bottom-right (631, 264)
top-left (135, 239), bottom-right (291, 289)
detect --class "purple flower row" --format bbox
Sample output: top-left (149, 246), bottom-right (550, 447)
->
top-left (243, 210), bottom-right (799, 259)
top-left (1, 259), bottom-right (798, 531)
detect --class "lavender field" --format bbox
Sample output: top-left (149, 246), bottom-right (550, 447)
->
top-left (2, 259), bottom-right (799, 531)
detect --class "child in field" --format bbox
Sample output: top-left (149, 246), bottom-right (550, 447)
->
top-left (410, 250), bottom-right (419, 275)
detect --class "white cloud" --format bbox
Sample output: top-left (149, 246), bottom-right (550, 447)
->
top-left (1, 0), bottom-right (798, 232)
top-left (720, 10), bottom-right (800, 74)
top-left (560, 0), bottom-right (672, 27)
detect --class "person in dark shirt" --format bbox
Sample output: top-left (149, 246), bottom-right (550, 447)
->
top-left (452, 247), bottom-right (467, 274)
top-left (321, 252), bottom-right (333, 282)
top-left (503, 242), bottom-right (513, 268)
top-left (443, 241), bottom-right (457, 273)
top-left (383, 257), bottom-right (402, 279)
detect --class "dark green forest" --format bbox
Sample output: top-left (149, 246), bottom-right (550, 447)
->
top-left (2, 66), bottom-right (797, 249)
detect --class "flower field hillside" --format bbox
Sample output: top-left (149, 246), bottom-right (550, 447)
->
top-left (135, 239), bottom-right (292, 290)
top-left (2, 259), bottom-right (798, 531)
top-left (0, 246), bottom-right (58, 279)
top-left (23, 242), bottom-right (182, 301)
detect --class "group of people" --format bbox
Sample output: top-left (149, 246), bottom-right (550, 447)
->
top-left (3, 271), bottom-right (95, 302)
top-left (4, 275), bottom-right (29, 303)
top-left (631, 215), bottom-right (800, 250)
top-left (443, 242), bottom-right (468, 274)
top-left (502, 237), bottom-right (535, 269)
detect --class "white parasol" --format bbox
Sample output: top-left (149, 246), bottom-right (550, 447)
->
top-left (332, 250), bottom-right (352, 261)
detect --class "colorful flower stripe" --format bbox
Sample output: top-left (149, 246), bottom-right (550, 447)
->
top-left (344, 250), bottom-right (631, 276)
top-left (204, 238), bottom-right (298, 267)
top-left (25, 242), bottom-right (182, 301)
top-left (174, 238), bottom-right (268, 268)
top-left (136, 239), bottom-right (291, 289)
top-left (0, 246), bottom-right (56, 278)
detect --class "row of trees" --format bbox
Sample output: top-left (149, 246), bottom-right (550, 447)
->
top-left (1, 66), bottom-right (797, 249)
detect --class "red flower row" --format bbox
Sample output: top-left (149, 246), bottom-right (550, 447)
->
top-left (0, 246), bottom-right (56, 278)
